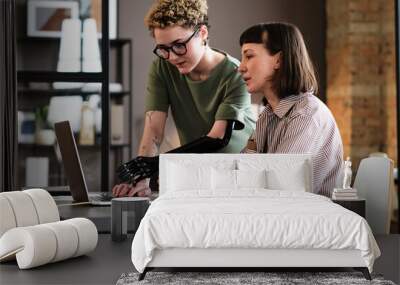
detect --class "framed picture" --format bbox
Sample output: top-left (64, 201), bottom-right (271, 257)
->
top-left (80, 0), bottom-right (117, 39)
top-left (27, 0), bottom-right (79, 38)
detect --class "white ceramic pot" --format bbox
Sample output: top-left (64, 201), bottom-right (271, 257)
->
top-left (35, 129), bottom-right (56, 145)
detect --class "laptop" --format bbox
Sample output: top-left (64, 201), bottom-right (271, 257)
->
top-left (54, 120), bottom-right (113, 206)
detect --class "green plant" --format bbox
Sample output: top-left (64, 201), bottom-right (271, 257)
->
top-left (35, 105), bottom-right (50, 130)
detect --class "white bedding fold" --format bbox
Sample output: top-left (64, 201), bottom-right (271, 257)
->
top-left (131, 190), bottom-right (380, 273)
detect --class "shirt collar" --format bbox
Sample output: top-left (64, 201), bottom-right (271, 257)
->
top-left (265, 93), bottom-right (308, 119)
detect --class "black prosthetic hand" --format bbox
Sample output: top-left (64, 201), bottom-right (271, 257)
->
top-left (117, 121), bottom-right (236, 185)
top-left (167, 120), bottom-right (236, 154)
top-left (117, 156), bottom-right (159, 186)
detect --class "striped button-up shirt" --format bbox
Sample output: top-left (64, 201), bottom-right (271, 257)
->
top-left (244, 92), bottom-right (343, 197)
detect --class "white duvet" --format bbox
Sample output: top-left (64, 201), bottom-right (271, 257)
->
top-left (131, 190), bottom-right (380, 273)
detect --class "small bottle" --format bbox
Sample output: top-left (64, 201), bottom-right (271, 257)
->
top-left (342, 157), bottom-right (352, 189)
top-left (79, 101), bottom-right (95, 145)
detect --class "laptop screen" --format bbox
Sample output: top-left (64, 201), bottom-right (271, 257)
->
top-left (54, 121), bottom-right (90, 202)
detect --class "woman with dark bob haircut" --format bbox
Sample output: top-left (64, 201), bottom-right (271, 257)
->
top-left (239, 22), bottom-right (343, 197)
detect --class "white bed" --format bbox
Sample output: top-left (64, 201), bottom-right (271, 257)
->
top-left (131, 154), bottom-right (380, 280)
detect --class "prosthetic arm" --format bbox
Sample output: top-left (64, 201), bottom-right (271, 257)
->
top-left (117, 120), bottom-right (236, 185)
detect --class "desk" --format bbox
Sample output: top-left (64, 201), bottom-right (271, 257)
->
top-left (54, 193), bottom-right (157, 233)
top-left (57, 203), bottom-right (113, 233)
top-left (55, 197), bottom-right (142, 234)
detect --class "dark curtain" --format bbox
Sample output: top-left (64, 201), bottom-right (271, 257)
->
top-left (0, 0), bottom-right (17, 191)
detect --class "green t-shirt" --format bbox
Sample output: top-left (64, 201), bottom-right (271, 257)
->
top-left (145, 51), bottom-right (256, 153)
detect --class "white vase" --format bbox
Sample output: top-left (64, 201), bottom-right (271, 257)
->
top-left (95, 108), bottom-right (102, 134)
top-left (35, 129), bottom-right (56, 145)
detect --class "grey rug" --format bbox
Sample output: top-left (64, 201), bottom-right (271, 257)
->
top-left (116, 271), bottom-right (396, 285)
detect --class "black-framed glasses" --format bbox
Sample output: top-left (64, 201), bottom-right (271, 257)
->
top-left (153, 27), bottom-right (200, 60)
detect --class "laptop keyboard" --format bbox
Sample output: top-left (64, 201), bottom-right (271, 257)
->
top-left (91, 192), bottom-right (113, 201)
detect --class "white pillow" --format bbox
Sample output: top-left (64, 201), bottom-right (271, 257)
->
top-left (266, 163), bottom-right (308, 191)
top-left (237, 159), bottom-right (310, 191)
top-left (237, 169), bottom-right (267, 188)
top-left (212, 168), bottom-right (237, 190)
top-left (167, 162), bottom-right (212, 191)
top-left (211, 169), bottom-right (267, 190)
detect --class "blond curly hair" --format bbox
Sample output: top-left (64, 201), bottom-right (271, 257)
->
top-left (144, 0), bottom-right (209, 33)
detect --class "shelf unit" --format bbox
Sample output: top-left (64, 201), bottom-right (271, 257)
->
top-left (19, 143), bottom-right (131, 150)
top-left (16, 0), bottom-right (132, 191)
top-left (18, 71), bottom-right (103, 82)
top-left (17, 37), bottom-right (130, 46)
top-left (17, 87), bottom-right (130, 98)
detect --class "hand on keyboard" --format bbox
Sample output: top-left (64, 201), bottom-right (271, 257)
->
top-left (99, 192), bottom-right (113, 201)
top-left (112, 179), bottom-right (151, 197)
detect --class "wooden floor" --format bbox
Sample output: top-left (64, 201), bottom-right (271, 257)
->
top-left (0, 235), bottom-right (399, 285)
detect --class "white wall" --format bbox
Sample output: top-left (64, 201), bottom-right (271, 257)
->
top-left (118, 0), bottom-right (325, 155)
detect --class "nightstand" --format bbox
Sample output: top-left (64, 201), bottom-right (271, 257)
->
top-left (332, 198), bottom-right (366, 218)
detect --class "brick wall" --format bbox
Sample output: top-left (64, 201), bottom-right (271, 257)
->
top-left (326, 0), bottom-right (397, 169)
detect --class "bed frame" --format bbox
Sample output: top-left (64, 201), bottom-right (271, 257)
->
top-left (138, 248), bottom-right (371, 280)
top-left (137, 154), bottom-right (372, 281)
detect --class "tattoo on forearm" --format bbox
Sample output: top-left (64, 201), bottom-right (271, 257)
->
top-left (140, 137), bottom-right (160, 155)
top-left (139, 111), bottom-right (164, 155)
top-left (152, 136), bottom-right (161, 154)
top-left (140, 112), bottom-right (161, 155)
top-left (146, 111), bottom-right (154, 122)
top-left (140, 145), bottom-right (147, 153)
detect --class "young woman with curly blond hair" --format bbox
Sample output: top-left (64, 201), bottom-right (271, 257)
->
top-left (113, 0), bottom-right (255, 197)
